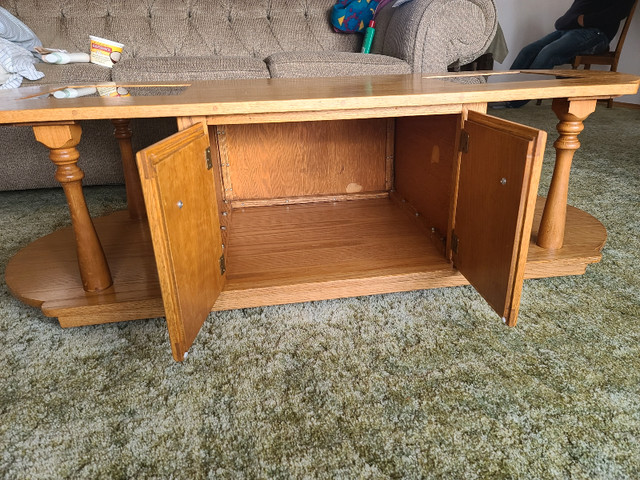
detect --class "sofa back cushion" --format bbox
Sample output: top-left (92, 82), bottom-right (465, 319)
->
top-left (0, 0), bottom-right (360, 59)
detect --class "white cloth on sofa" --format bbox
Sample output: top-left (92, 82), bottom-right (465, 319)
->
top-left (0, 6), bottom-right (41, 51)
top-left (0, 37), bottom-right (44, 88)
top-left (0, 61), bottom-right (11, 84)
top-left (0, 6), bottom-right (43, 88)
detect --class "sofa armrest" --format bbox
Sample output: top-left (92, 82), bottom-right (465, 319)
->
top-left (373, 0), bottom-right (497, 73)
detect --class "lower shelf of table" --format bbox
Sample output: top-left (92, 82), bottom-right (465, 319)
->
top-left (5, 196), bottom-right (606, 328)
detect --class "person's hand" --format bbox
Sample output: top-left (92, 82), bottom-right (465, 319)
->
top-left (577, 14), bottom-right (584, 26)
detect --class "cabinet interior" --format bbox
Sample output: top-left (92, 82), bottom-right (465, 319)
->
top-left (209, 114), bottom-right (462, 301)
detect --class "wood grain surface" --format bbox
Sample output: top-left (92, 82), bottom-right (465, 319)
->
top-left (1, 71), bottom-right (637, 124)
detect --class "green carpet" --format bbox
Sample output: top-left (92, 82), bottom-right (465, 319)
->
top-left (1, 103), bottom-right (639, 479)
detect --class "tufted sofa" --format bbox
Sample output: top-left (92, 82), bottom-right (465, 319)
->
top-left (0, 0), bottom-right (497, 191)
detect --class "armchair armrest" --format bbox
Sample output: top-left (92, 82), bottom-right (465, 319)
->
top-left (372, 0), bottom-right (497, 73)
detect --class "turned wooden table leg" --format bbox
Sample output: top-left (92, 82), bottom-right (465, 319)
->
top-left (112, 118), bottom-right (146, 219)
top-left (32, 123), bottom-right (113, 292)
top-left (537, 98), bottom-right (597, 249)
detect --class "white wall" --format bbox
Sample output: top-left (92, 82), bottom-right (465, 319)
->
top-left (493, 0), bottom-right (640, 104)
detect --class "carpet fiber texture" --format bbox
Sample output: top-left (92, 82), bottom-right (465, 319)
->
top-left (1, 103), bottom-right (639, 479)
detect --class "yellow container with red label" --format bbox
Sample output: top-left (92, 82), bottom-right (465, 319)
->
top-left (89, 36), bottom-right (124, 68)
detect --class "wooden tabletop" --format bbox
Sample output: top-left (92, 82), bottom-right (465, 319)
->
top-left (0, 70), bottom-right (638, 124)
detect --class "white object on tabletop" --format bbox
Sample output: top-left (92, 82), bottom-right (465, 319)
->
top-left (53, 86), bottom-right (97, 98)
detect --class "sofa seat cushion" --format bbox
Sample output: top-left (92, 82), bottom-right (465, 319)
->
top-left (29, 62), bottom-right (112, 85)
top-left (265, 52), bottom-right (412, 78)
top-left (112, 56), bottom-right (270, 82)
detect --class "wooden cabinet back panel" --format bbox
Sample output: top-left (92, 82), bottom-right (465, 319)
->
top-left (219, 119), bottom-right (389, 200)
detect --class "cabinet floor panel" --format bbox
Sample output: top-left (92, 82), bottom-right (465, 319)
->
top-left (225, 198), bottom-right (451, 284)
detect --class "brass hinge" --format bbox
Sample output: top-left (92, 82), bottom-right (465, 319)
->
top-left (219, 254), bottom-right (226, 275)
top-left (459, 130), bottom-right (469, 153)
top-left (205, 146), bottom-right (213, 170)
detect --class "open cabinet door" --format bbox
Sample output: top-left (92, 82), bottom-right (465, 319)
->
top-left (452, 110), bottom-right (546, 326)
top-left (137, 123), bottom-right (225, 361)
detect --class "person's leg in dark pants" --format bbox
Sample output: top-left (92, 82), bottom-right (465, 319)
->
top-left (508, 28), bottom-right (609, 107)
top-left (510, 30), bottom-right (564, 69)
top-left (527, 28), bottom-right (609, 68)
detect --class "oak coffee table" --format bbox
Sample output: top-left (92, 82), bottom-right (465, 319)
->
top-left (2, 71), bottom-right (639, 361)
